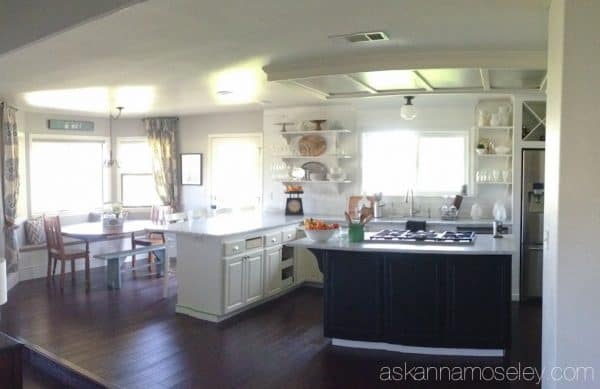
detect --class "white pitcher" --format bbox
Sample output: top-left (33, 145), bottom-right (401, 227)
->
top-left (478, 110), bottom-right (490, 126)
top-left (497, 104), bottom-right (512, 126)
top-left (470, 203), bottom-right (483, 220)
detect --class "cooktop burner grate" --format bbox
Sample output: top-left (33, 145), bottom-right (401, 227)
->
top-left (369, 229), bottom-right (476, 244)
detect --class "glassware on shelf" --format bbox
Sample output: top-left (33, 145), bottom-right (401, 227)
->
top-left (492, 169), bottom-right (500, 182)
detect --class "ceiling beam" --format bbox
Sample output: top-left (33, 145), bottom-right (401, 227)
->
top-left (263, 49), bottom-right (547, 81)
top-left (412, 71), bottom-right (434, 91)
top-left (325, 88), bottom-right (544, 100)
top-left (480, 69), bottom-right (491, 90)
top-left (0, 0), bottom-right (146, 57)
top-left (344, 75), bottom-right (377, 94)
top-left (283, 80), bottom-right (329, 100)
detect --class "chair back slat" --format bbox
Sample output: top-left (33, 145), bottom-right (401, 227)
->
top-left (43, 215), bottom-right (65, 255)
top-left (151, 205), bottom-right (173, 224)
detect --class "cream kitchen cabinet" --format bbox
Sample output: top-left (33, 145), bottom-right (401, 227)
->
top-left (223, 250), bottom-right (264, 313)
top-left (264, 246), bottom-right (283, 297)
top-left (167, 215), bottom-right (303, 322)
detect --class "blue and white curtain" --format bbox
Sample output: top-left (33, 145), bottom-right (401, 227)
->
top-left (1, 103), bottom-right (20, 274)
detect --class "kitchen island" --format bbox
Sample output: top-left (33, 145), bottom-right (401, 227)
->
top-left (287, 235), bottom-right (514, 357)
top-left (148, 212), bottom-right (304, 322)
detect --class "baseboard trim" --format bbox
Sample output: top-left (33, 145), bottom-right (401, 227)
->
top-left (331, 338), bottom-right (505, 357)
top-left (7, 272), bottom-right (19, 291)
top-left (177, 283), bottom-right (305, 323)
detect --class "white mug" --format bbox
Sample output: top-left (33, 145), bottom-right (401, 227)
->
top-left (490, 113), bottom-right (500, 127)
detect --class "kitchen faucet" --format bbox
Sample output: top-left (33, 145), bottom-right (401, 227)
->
top-left (404, 189), bottom-right (418, 217)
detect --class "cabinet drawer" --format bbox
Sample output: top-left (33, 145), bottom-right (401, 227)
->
top-left (265, 232), bottom-right (282, 247)
top-left (223, 240), bottom-right (245, 256)
top-left (245, 236), bottom-right (263, 251)
top-left (282, 229), bottom-right (297, 243)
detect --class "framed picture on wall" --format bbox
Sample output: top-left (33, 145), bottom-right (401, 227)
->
top-left (180, 153), bottom-right (202, 185)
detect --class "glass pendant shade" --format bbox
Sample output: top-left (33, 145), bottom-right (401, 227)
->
top-left (400, 96), bottom-right (417, 120)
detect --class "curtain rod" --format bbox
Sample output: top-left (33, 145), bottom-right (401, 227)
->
top-left (0, 102), bottom-right (19, 112)
top-left (141, 116), bottom-right (178, 121)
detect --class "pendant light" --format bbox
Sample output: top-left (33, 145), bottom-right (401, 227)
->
top-left (400, 96), bottom-right (417, 120)
top-left (104, 106), bottom-right (124, 168)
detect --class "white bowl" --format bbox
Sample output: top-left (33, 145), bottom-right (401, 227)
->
top-left (305, 229), bottom-right (336, 242)
top-left (309, 172), bottom-right (326, 181)
top-left (495, 146), bottom-right (511, 155)
top-left (327, 172), bottom-right (346, 181)
top-left (476, 148), bottom-right (487, 155)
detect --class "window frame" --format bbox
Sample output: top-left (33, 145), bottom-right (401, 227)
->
top-left (361, 129), bottom-right (470, 196)
top-left (116, 136), bottom-right (160, 209)
top-left (28, 133), bottom-right (110, 216)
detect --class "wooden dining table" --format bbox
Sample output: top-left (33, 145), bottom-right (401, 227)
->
top-left (61, 220), bottom-right (168, 290)
top-left (61, 220), bottom-right (158, 242)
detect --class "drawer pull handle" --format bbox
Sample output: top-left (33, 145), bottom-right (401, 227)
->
top-left (271, 238), bottom-right (277, 242)
top-left (233, 246), bottom-right (239, 251)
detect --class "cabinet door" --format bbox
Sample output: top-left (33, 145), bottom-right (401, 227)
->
top-left (264, 247), bottom-right (282, 297)
top-left (324, 251), bottom-right (383, 341)
top-left (445, 255), bottom-right (511, 348)
top-left (384, 254), bottom-right (444, 346)
top-left (245, 253), bottom-right (264, 304)
top-left (224, 256), bottom-right (245, 313)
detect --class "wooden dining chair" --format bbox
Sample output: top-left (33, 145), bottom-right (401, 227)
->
top-left (131, 205), bottom-right (170, 271)
top-left (43, 215), bottom-right (90, 291)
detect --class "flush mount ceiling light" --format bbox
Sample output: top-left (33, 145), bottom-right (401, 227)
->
top-left (400, 96), bottom-right (417, 120)
top-left (217, 90), bottom-right (233, 96)
top-left (104, 106), bottom-right (123, 168)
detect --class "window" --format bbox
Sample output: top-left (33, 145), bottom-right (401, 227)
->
top-left (117, 138), bottom-right (161, 207)
top-left (362, 130), bottom-right (468, 195)
top-left (30, 137), bottom-right (107, 214)
top-left (209, 134), bottom-right (262, 209)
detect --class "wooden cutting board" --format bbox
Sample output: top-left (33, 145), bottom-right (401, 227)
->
top-left (347, 196), bottom-right (375, 219)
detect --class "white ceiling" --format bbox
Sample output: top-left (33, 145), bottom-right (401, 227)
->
top-left (0, 0), bottom-right (549, 117)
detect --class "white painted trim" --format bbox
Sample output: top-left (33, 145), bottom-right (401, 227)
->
top-left (331, 338), bottom-right (505, 357)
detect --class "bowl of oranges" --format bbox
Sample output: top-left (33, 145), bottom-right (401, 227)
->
top-left (303, 218), bottom-right (340, 242)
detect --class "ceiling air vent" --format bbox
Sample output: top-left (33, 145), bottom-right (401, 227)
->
top-left (333, 31), bottom-right (389, 43)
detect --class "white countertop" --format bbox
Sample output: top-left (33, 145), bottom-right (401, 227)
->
top-left (287, 234), bottom-right (515, 255)
top-left (147, 212), bottom-right (303, 237)
top-left (146, 211), bottom-right (509, 239)
top-left (304, 215), bottom-right (511, 226)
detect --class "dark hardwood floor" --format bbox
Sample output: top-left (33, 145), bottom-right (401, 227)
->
top-left (2, 266), bottom-right (541, 388)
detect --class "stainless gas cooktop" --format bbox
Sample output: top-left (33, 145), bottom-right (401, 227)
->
top-left (369, 229), bottom-right (477, 244)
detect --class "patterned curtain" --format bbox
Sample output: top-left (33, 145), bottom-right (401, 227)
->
top-left (1, 103), bottom-right (20, 274)
top-left (144, 117), bottom-right (179, 210)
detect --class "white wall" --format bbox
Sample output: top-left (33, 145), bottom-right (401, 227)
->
top-left (177, 110), bottom-right (263, 212)
top-left (543, 1), bottom-right (600, 388)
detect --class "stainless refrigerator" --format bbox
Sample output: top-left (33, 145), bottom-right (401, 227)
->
top-left (520, 149), bottom-right (545, 300)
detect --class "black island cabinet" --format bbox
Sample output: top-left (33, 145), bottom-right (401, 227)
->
top-left (314, 249), bottom-right (511, 350)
